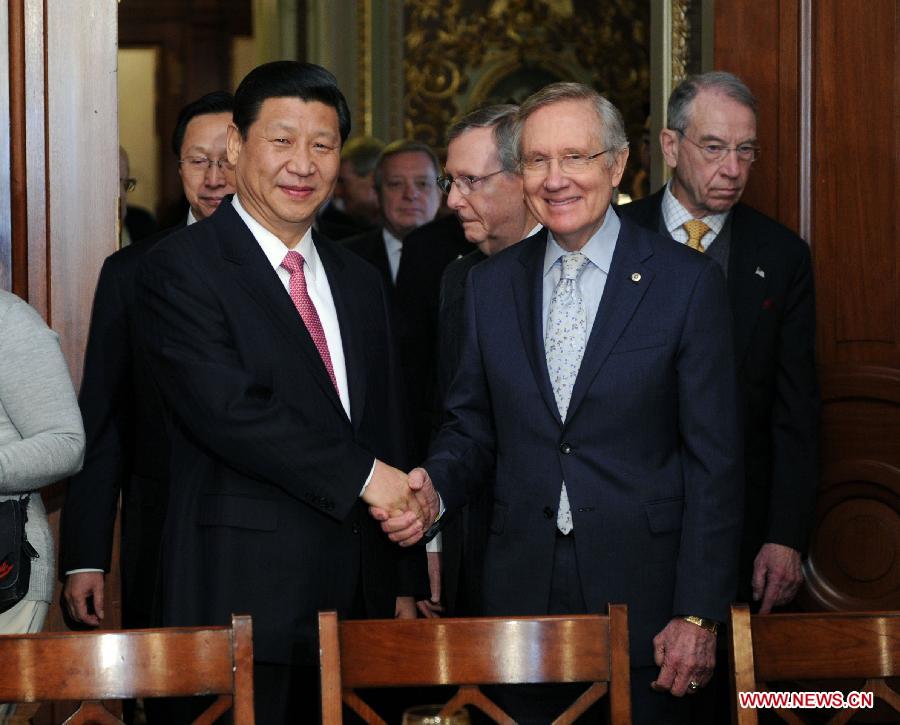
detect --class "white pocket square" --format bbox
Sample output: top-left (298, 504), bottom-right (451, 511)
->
top-left (754, 267), bottom-right (766, 278)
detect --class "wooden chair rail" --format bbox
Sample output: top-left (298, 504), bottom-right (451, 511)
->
top-left (729, 604), bottom-right (900, 725)
top-left (0, 614), bottom-right (255, 724)
top-left (320, 605), bottom-right (631, 724)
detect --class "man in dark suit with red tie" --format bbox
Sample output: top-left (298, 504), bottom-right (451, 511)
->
top-left (136, 62), bottom-right (424, 722)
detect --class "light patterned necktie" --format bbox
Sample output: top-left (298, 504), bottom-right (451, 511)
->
top-left (281, 250), bottom-right (338, 391)
top-left (683, 219), bottom-right (711, 252)
top-left (545, 252), bottom-right (590, 534)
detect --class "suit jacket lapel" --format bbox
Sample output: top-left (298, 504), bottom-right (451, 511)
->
top-left (215, 206), bottom-right (347, 419)
top-left (726, 205), bottom-right (767, 364)
top-left (315, 231), bottom-right (366, 430)
top-left (567, 218), bottom-right (655, 421)
top-left (510, 230), bottom-right (560, 421)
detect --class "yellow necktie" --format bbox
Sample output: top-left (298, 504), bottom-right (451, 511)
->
top-left (683, 219), bottom-right (711, 252)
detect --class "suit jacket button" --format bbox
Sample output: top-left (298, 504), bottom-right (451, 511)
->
top-left (559, 442), bottom-right (572, 454)
top-left (352, 524), bottom-right (360, 534)
top-left (543, 506), bottom-right (554, 519)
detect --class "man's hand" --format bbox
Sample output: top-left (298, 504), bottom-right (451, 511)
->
top-left (369, 467), bottom-right (440, 547)
top-left (395, 596), bottom-right (417, 619)
top-left (651, 618), bottom-right (716, 696)
top-left (362, 459), bottom-right (425, 528)
top-left (416, 551), bottom-right (444, 618)
top-left (753, 542), bottom-right (804, 614)
top-left (63, 571), bottom-right (105, 626)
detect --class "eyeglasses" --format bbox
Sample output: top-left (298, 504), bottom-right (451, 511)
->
top-left (382, 178), bottom-right (437, 194)
top-left (520, 150), bottom-right (609, 176)
top-left (120, 177), bottom-right (137, 192)
top-left (676, 130), bottom-right (760, 163)
top-left (178, 156), bottom-right (235, 173)
top-left (436, 168), bottom-right (505, 196)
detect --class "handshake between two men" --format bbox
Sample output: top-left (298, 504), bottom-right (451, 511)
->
top-left (362, 460), bottom-right (440, 546)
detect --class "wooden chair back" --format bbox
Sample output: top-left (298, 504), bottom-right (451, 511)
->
top-left (319, 605), bottom-right (631, 724)
top-left (0, 614), bottom-right (254, 724)
top-left (729, 604), bottom-right (900, 724)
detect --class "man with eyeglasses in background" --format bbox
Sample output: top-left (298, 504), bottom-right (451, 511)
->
top-left (413, 104), bottom-right (540, 619)
top-left (374, 82), bottom-right (743, 724)
top-left (619, 70), bottom-right (820, 723)
top-left (119, 146), bottom-right (158, 244)
top-left (62, 91), bottom-right (235, 663)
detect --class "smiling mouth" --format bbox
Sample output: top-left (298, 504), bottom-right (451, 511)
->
top-left (202, 197), bottom-right (224, 205)
top-left (545, 196), bottom-right (580, 207)
top-left (280, 185), bottom-right (315, 198)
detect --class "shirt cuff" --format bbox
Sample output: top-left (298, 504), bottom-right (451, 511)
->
top-left (425, 531), bottom-right (443, 552)
top-left (358, 458), bottom-right (378, 496)
top-left (65, 568), bottom-right (104, 575)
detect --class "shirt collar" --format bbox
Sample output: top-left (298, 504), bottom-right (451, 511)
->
top-left (232, 195), bottom-right (319, 281)
top-left (662, 181), bottom-right (729, 235)
top-left (382, 226), bottom-right (403, 252)
top-left (542, 206), bottom-right (619, 277)
top-left (186, 209), bottom-right (198, 226)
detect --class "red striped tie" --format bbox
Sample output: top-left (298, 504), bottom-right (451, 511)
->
top-left (281, 251), bottom-right (338, 391)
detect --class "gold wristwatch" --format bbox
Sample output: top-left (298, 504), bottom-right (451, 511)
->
top-left (682, 615), bottom-right (719, 635)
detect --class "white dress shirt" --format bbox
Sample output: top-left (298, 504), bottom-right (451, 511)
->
top-left (232, 196), bottom-right (351, 419)
top-left (542, 206), bottom-right (619, 336)
top-left (382, 227), bottom-right (403, 283)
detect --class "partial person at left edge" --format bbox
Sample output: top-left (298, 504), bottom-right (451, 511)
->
top-left (136, 61), bottom-right (423, 723)
top-left (60, 91), bottom-right (236, 637)
top-left (0, 290), bottom-right (85, 722)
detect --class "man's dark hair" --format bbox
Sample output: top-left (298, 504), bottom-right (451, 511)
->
top-left (373, 139), bottom-right (441, 191)
top-left (232, 61), bottom-right (351, 143)
top-left (171, 91), bottom-right (235, 158)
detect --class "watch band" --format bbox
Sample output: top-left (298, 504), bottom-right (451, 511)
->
top-left (682, 615), bottom-right (719, 635)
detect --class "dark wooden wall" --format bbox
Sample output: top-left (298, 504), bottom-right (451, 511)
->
top-left (716, 0), bottom-right (899, 611)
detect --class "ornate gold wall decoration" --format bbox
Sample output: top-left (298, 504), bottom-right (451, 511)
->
top-left (403, 0), bottom-right (651, 159)
top-left (671, 0), bottom-right (691, 87)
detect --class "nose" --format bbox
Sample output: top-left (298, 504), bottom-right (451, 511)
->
top-left (446, 182), bottom-right (464, 210)
top-left (542, 158), bottom-right (568, 190)
top-left (718, 149), bottom-right (741, 177)
top-left (204, 162), bottom-right (226, 187)
top-left (286, 145), bottom-right (315, 176)
top-left (401, 179), bottom-right (419, 199)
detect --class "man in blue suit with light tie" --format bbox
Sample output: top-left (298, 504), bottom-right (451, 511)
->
top-left (376, 82), bottom-right (744, 723)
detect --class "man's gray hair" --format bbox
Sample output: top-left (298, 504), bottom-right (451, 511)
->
top-left (513, 82), bottom-right (629, 169)
top-left (341, 136), bottom-right (384, 176)
top-left (446, 104), bottom-right (519, 173)
top-left (667, 71), bottom-right (758, 132)
top-left (373, 139), bottom-right (441, 190)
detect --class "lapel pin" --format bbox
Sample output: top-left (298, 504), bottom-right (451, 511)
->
top-left (755, 266), bottom-right (765, 278)
top-left (631, 272), bottom-right (641, 283)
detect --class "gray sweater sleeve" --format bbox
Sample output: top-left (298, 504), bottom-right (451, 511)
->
top-left (0, 296), bottom-right (85, 492)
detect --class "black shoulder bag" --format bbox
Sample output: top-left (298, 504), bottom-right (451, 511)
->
top-left (0, 495), bottom-right (39, 613)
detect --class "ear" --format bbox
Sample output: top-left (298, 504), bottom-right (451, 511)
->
top-left (610, 147), bottom-right (629, 188)
top-left (660, 129), bottom-right (680, 170)
top-left (226, 123), bottom-right (243, 167)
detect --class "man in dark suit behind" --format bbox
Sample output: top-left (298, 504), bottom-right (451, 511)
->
top-left (378, 82), bottom-right (743, 724)
top-left (136, 61), bottom-right (424, 723)
top-left (343, 140), bottom-right (450, 460)
top-left (416, 104), bottom-right (540, 618)
top-left (62, 91), bottom-right (236, 635)
top-left (618, 71), bottom-right (820, 614)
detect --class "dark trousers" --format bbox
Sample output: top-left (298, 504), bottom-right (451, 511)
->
top-left (485, 532), bottom-right (693, 725)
